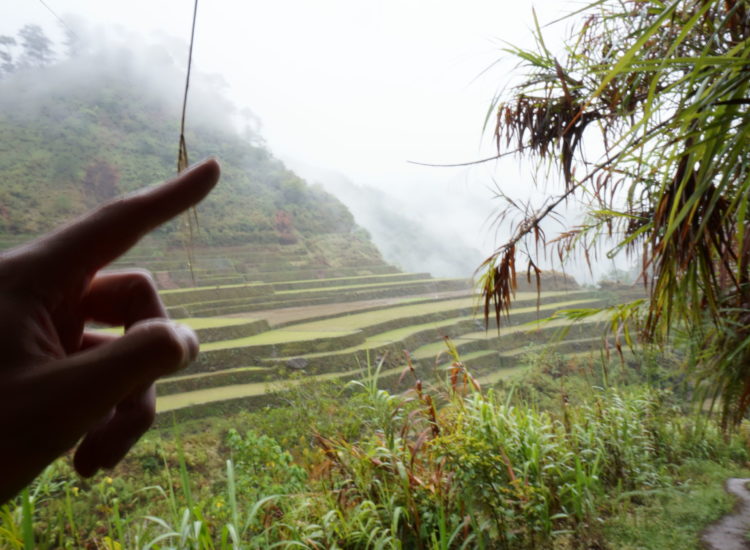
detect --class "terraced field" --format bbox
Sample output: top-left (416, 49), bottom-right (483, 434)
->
top-left (95, 241), bottom-right (609, 420)
top-left (151, 289), bottom-right (612, 419)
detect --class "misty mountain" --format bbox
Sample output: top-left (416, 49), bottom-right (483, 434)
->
top-left (0, 27), bottom-right (377, 259)
top-left (285, 162), bottom-right (484, 278)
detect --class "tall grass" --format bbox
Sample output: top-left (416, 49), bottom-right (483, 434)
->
top-left (1, 356), bottom-right (747, 548)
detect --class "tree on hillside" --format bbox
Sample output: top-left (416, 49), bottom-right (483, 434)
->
top-left (0, 36), bottom-right (17, 75)
top-left (479, 0), bottom-right (750, 424)
top-left (18, 24), bottom-right (54, 68)
top-left (0, 25), bottom-right (55, 75)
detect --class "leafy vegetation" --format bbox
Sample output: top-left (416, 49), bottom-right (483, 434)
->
top-left (2, 349), bottom-right (747, 549)
top-left (478, 0), bottom-right (750, 423)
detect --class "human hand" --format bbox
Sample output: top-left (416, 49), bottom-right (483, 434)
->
top-left (0, 158), bottom-right (220, 503)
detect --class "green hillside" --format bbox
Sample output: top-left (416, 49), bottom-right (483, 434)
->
top-left (0, 38), bottom-right (376, 256)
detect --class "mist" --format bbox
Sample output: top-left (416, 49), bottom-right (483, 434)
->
top-left (284, 160), bottom-right (486, 278)
top-left (0, 2), bottom-right (632, 284)
top-left (0, 20), bottom-right (241, 144)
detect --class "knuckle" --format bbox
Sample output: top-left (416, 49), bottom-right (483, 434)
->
top-left (122, 270), bottom-right (166, 319)
top-left (144, 322), bottom-right (187, 371)
top-left (97, 197), bottom-right (130, 220)
top-left (125, 270), bottom-right (158, 296)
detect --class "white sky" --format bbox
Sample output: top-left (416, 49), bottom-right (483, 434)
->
top-left (4, 1), bottom-right (619, 282)
top-left (4, 1), bottom-right (565, 169)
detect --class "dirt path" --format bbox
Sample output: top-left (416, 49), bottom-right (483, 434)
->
top-left (702, 478), bottom-right (750, 550)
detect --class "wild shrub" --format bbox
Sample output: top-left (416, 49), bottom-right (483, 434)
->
top-left (225, 428), bottom-right (307, 501)
top-left (3, 363), bottom-right (747, 549)
top-left (304, 371), bottom-right (747, 550)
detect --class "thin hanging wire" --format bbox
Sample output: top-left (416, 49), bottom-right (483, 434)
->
top-left (36, 0), bottom-right (76, 36)
top-left (178, 0), bottom-right (199, 173)
top-left (178, 0), bottom-right (200, 283)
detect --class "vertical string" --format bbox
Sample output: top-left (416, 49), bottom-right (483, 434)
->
top-left (178, 0), bottom-right (199, 173)
top-left (178, 0), bottom-right (200, 284)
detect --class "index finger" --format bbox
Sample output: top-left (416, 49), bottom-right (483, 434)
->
top-left (36, 158), bottom-right (220, 274)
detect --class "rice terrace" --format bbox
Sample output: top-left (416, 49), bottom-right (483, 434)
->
top-left (116, 241), bottom-right (596, 418)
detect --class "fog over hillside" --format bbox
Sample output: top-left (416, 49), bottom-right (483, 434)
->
top-left (0, 21), bottom-right (495, 278)
top-left (0, 4), bottom-right (632, 284)
top-left (284, 160), bottom-right (485, 278)
top-left (0, 25), bottom-right (377, 257)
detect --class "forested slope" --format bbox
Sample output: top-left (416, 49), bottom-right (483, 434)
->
top-left (0, 29), bottom-right (376, 256)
